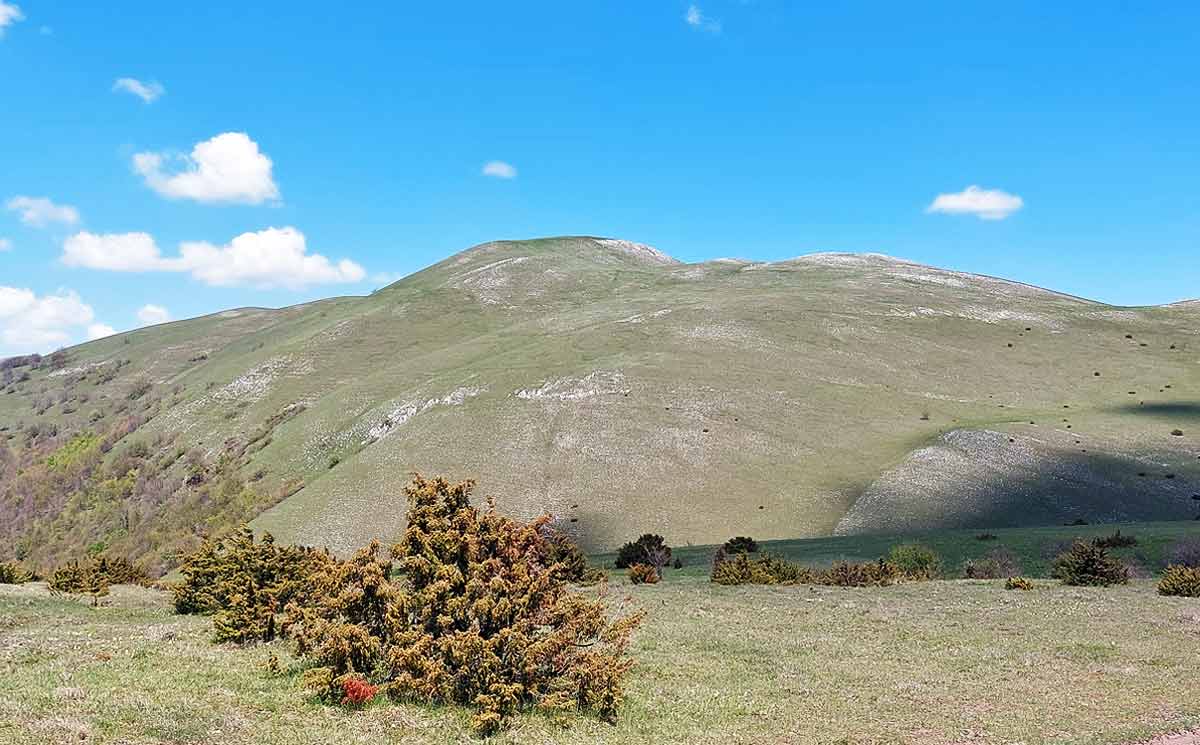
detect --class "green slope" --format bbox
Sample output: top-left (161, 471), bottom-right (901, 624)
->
top-left (2, 236), bottom-right (1198, 565)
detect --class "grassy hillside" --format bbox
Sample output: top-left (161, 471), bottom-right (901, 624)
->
top-left (1, 236), bottom-right (1198, 569)
top-left (2, 579), bottom-right (1198, 744)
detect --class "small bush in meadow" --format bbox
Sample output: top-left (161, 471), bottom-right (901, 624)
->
top-left (173, 527), bottom-right (334, 643)
top-left (710, 550), bottom-right (814, 585)
top-left (722, 536), bottom-right (760, 554)
top-left (887, 543), bottom-right (942, 580)
top-left (975, 532), bottom-right (998, 541)
top-left (614, 534), bottom-right (672, 570)
top-left (1157, 565), bottom-right (1200, 597)
top-left (823, 559), bottom-right (901, 587)
top-left (961, 547), bottom-right (1022, 579)
top-left (628, 563), bottom-right (659, 584)
top-left (1053, 541), bottom-right (1130, 586)
top-left (1005, 576), bottom-right (1034, 591)
top-left (0, 561), bottom-right (33, 584)
top-left (1093, 529), bottom-right (1137, 549)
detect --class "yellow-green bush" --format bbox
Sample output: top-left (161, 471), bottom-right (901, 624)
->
top-left (173, 526), bottom-right (333, 643)
top-left (1005, 576), bottom-right (1034, 591)
top-left (710, 550), bottom-right (815, 585)
top-left (1157, 565), bottom-right (1200, 597)
top-left (823, 559), bottom-right (901, 587)
top-left (0, 561), bottom-right (33, 584)
top-left (212, 475), bottom-right (643, 735)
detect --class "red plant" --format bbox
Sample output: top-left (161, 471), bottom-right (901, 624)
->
top-left (340, 676), bottom-right (379, 707)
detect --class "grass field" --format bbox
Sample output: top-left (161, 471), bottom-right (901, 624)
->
top-left (623, 519), bottom-right (1200, 581)
top-left (2, 575), bottom-right (1198, 745)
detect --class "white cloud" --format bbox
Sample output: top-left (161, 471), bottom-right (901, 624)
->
top-left (0, 2), bottom-right (24, 36)
top-left (60, 227), bottom-right (365, 290)
top-left (0, 238), bottom-right (11, 252)
top-left (0, 286), bottom-right (96, 351)
top-left (133, 132), bottom-right (280, 205)
top-left (482, 161), bottom-right (517, 179)
top-left (87, 323), bottom-right (116, 340)
top-left (926, 185), bottom-right (1024, 221)
top-left (177, 227), bottom-right (365, 289)
top-left (136, 304), bottom-right (170, 326)
top-left (685, 4), bottom-right (721, 32)
top-left (62, 231), bottom-right (162, 271)
top-left (113, 77), bottom-right (165, 103)
top-left (5, 196), bottom-right (81, 227)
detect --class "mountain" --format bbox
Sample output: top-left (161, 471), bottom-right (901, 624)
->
top-left (2, 236), bottom-right (1197, 570)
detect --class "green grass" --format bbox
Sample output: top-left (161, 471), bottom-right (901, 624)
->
top-left (2, 579), bottom-right (1198, 744)
top-left (621, 520), bottom-right (1200, 581)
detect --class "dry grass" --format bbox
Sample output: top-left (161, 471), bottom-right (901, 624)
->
top-left (2, 578), bottom-right (1198, 744)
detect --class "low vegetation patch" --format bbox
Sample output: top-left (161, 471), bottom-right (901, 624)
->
top-left (1093, 529), bottom-right (1138, 549)
top-left (0, 560), bottom-right (33, 584)
top-left (1157, 565), bottom-right (1200, 597)
top-left (710, 550), bottom-right (902, 587)
top-left (1005, 576), bottom-right (1034, 590)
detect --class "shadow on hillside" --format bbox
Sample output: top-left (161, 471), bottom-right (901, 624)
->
top-left (842, 443), bottom-right (1200, 536)
top-left (1105, 401), bottom-right (1200, 419)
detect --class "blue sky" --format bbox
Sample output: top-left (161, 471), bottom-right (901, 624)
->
top-left (1, 1), bottom-right (1198, 354)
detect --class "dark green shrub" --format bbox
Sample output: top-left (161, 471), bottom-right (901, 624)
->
top-left (1093, 529), bottom-right (1137, 549)
top-left (628, 563), bottom-right (659, 584)
top-left (1005, 576), bottom-right (1034, 591)
top-left (722, 536), bottom-right (759, 554)
top-left (614, 533), bottom-right (671, 569)
top-left (962, 547), bottom-right (1022, 579)
top-left (887, 543), bottom-right (942, 580)
top-left (1157, 565), bottom-right (1200, 597)
top-left (975, 532), bottom-right (998, 541)
top-left (1053, 541), bottom-right (1130, 586)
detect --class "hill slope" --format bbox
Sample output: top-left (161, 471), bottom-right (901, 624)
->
top-left (2, 236), bottom-right (1198, 568)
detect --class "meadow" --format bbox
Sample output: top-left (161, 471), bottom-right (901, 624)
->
top-left (2, 523), bottom-right (1199, 745)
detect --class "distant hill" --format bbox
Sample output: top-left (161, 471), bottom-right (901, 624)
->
top-left (2, 236), bottom-right (1197, 570)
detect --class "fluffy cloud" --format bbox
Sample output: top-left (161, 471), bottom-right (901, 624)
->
top-left (133, 132), bottom-right (280, 205)
top-left (113, 77), bottom-right (165, 103)
top-left (62, 231), bottom-right (161, 271)
top-left (5, 195), bottom-right (81, 227)
top-left (482, 161), bottom-right (517, 179)
top-left (0, 238), bottom-right (11, 252)
top-left (60, 227), bottom-right (365, 290)
top-left (0, 286), bottom-right (97, 351)
top-left (685, 4), bottom-right (721, 33)
top-left (87, 323), bottom-right (116, 340)
top-left (0, 2), bottom-right (23, 36)
top-left (177, 227), bottom-right (366, 289)
top-left (136, 304), bottom-right (170, 326)
top-left (926, 185), bottom-right (1024, 221)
